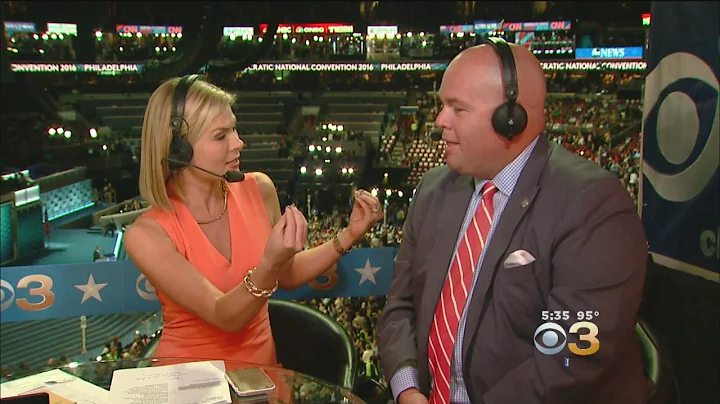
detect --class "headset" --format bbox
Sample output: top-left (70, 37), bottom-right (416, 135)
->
top-left (166, 74), bottom-right (199, 171)
top-left (430, 37), bottom-right (528, 142)
top-left (165, 74), bottom-right (245, 182)
top-left (483, 37), bottom-right (528, 140)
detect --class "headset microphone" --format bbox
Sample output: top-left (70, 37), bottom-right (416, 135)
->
top-left (165, 158), bottom-right (245, 182)
top-left (224, 170), bottom-right (246, 183)
top-left (430, 128), bottom-right (443, 142)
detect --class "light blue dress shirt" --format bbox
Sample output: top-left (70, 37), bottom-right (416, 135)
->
top-left (390, 137), bottom-right (539, 403)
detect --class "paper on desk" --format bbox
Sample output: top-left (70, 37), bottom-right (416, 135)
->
top-left (1, 369), bottom-right (71, 397)
top-left (44, 381), bottom-right (109, 404)
top-left (0, 368), bottom-right (109, 404)
top-left (108, 360), bottom-right (231, 404)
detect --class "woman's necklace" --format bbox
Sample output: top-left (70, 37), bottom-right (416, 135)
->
top-left (196, 182), bottom-right (228, 225)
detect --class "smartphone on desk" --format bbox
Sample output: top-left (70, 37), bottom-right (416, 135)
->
top-left (225, 367), bottom-right (276, 398)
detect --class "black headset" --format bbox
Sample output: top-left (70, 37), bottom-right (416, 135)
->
top-left (166, 74), bottom-right (201, 172)
top-left (482, 37), bottom-right (528, 140)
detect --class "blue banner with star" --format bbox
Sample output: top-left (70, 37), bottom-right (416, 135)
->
top-left (0, 248), bottom-right (397, 323)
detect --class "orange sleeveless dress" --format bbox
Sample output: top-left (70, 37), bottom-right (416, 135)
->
top-left (139, 173), bottom-right (277, 367)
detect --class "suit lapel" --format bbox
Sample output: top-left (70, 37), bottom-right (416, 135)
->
top-left (461, 137), bottom-right (552, 360)
top-left (418, 173), bottom-right (475, 379)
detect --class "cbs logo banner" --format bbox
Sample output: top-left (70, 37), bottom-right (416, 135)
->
top-left (0, 262), bottom-right (156, 323)
top-left (274, 248), bottom-right (397, 300)
top-left (1, 249), bottom-right (399, 323)
top-left (121, 261), bottom-right (162, 313)
top-left (534, 321), bottom-right (600, 356)
top-left (641, 1), bottom-right (720, 275)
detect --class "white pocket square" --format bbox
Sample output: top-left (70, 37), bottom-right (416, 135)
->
top-left (503, 250), bottom-right (536, 268)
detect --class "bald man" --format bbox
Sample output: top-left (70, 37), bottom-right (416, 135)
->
top-left (377, 39), bottom-right (648, 404)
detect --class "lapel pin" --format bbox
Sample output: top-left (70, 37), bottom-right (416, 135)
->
top-left (521, 199), bottom-right (529, 208)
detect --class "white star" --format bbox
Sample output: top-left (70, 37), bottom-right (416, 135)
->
top-left (354, 259), bottom-right (382, 285)
top-left (75, 274), bottom-right (108, 303)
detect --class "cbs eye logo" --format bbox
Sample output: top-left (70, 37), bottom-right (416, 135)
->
top-left (135, 274), bottom-right (158, 301)
top-left (534, 321), bottom-right (600, 356)
top-left (642, 52), bottom-right (719, 203)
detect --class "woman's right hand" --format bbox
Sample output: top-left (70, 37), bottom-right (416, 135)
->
top-left (261, 205), bottom-right (308, 271)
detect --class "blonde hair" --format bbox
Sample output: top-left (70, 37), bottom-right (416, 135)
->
top-left (138, 77), bottom-right (236, 211)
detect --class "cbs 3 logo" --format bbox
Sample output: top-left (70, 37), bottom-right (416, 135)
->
top-left (534, 321), bottom-right (600, 356)
top-left (1, 275), bottom-right (56, 312)
top-left (643, 52), bottom-right (719, 202)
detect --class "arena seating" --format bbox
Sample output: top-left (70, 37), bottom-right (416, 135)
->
top-left (317, 92), bottom-right (407, 146)
top-left (0, 311), bottom-right (157, 371)
top-left (380, 94), bottom-right (643, 203)
top-left (404, 139), bottom-right (447, 186)
top-left (1, 80), bottom-right (649, 402)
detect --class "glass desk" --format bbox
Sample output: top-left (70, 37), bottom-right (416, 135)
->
top-left (1, 357), bottom-right (366, 404)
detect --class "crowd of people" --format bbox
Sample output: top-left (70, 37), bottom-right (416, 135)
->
top-left (96, 334), bottom-right (154, 361)
top-left (1, 331), bottom-right (159, 381)
top-left (290, 203), bottom-right (405, 388)
top-left (544, 97), bottom-right (643, 203)
top-left (293, 90), bottom-right (646, 391)
top-left (300, 296), bottom-right (387, 384)
top-left (376, 90), bottom-right (644, 204)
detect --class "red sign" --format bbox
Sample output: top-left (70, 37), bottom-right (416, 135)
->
top-left (502, 21), bottom-right (571, 32)
top-left (259, 23), bottom-right (354, 35)
top-left (642, 13), bottom-right (651, 26)
top-left (503, 22), bottom-right (524, 32)
top-left (115, 25), bottom-right (182, 35)
top-left (550, 21), bottom-right (571, 30)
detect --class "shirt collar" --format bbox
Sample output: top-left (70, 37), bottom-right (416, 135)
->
top-left (474, 136), bottom-right (540, 197)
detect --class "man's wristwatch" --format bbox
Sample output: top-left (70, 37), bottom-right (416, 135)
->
top-left (333, 232), bottom-right (353, 255)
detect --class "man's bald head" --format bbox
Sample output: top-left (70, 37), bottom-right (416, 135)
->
top-left (450, 42), bottom-right (547, 139)
top-left (435, 41), bottom-right (547, 179)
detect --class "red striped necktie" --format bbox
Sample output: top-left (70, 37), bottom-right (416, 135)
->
top-left (428, 182), bottom-right (497, 404)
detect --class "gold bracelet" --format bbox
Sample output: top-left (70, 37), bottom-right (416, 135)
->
top-left (333, 232), bottom-right (352, 256)
top-left (243, 267), bottom-right (278, 298)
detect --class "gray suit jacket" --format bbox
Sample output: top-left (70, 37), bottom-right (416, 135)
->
top-left (377, 136), bottom-right (648, 404)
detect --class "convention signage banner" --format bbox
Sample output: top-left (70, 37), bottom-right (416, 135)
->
top-left (641, 1), bottom-right (719, 280)
top-left (502, 20), bottom-right (572, 32)
top-left (115, 25), bottom-right (183, 35)
top-left (260, 23), bottom-right (354, 35)
top-left (3, 22), bottom-right (36, 33)
top-left (575, 47), bottom-right (644, 60)
top-left (241, 61), bottom-right (647, 72)
top-left (0, 248), bottom-right (398, 322)
top-left (9, 63), bottom-right (144, 74)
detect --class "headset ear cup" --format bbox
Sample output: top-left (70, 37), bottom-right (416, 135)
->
top-left (177, 137), bottom-right (194, 163)
top-left (510, 103), bottom-right (528, 135)
top-left (492, 102), bottom-right (529, 140)
top-left (492, 103), bottom-right (512, 138)
top-left (167, 135), bottom-right (193, 171)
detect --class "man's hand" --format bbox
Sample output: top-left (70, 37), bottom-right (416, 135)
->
top-left (398, 388), bottom-right (429, 404)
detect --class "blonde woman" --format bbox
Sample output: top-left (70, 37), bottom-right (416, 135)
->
top-left (124, 75), bottom-right (382, 366)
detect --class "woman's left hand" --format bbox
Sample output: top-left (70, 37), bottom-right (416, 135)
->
top-left (347, 189), bottom-right (383, 242)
